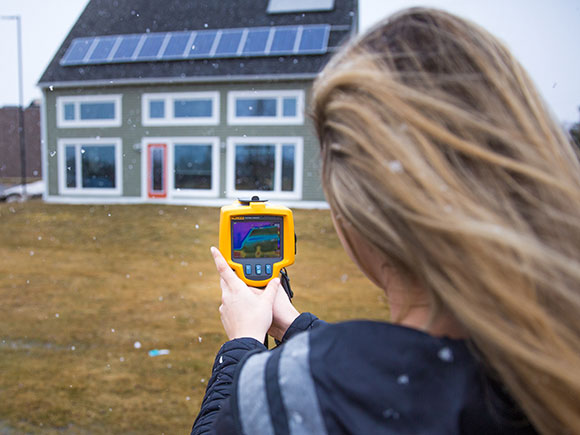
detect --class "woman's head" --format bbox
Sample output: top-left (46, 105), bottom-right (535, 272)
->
top-left (312, 8), bottom-right (580, 434)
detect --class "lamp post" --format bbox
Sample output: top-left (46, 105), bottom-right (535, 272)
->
top-left (1, 15), bottom-right (26, 196)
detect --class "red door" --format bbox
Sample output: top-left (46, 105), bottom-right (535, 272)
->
top-left (147, 143), bottom-right (167, 198)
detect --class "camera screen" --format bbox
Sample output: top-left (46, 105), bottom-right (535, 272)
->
top-left (232, 219), bottom-right (282, 259)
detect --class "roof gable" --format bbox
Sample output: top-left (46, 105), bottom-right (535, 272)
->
top-left (39, 0), bottom-right (357, 86)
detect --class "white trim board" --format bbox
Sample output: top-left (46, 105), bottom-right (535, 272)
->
top-left (38, 73), bottom-right (316, 90)
top-left (43, 195), bottom-right (329, 209)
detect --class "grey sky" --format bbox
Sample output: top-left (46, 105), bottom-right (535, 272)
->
top-left (0, 0), bottom-right (578, 123)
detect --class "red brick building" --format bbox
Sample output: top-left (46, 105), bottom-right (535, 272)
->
top-left (0, 101), bottom-right (42, 180)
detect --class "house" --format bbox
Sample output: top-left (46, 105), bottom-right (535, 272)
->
top-left (0, 101), bottom-right (42, 181)
top-left (38, 0), bottom-right (358, 207)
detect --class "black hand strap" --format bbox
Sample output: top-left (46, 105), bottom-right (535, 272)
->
top-left (279, 268), bottom-right (293, 301)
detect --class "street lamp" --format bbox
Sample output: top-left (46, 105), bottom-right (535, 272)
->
top-left (1, 15), bottom-right (26, 196)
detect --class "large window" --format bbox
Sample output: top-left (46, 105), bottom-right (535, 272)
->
top-left (173, 143), bottom-right (214, 191)
top-left (142, 137), bottom-right (220, 198)
top-left (58, 138), bottom-right (122, 195)
top-left (227, 90), bottom-right (304, 125)
top-left (226, 137), bottom-right (303, 199)
top-left (142, 92), bottom-right (219, 126)
top-left (57, 95), bottom-right (122, 128)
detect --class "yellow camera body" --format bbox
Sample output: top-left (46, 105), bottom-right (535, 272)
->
top-left (219, 197), bottom-right (295, 287)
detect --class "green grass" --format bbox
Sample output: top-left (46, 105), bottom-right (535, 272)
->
top-left (0, 201), bottom-right (388, 434)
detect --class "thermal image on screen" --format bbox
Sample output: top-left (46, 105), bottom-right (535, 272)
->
top-left (232, 220), bottom-right (281, 259)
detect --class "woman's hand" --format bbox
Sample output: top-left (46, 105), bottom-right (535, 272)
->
top-left (211, 247), bottom-right (279, 342)
top-left (268, 283), bottom-right (300, 342)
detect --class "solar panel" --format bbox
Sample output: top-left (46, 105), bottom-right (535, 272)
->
top-left (242, 28), bottom-right (270, 55)
top-left (61, 38), bottom-right (93, 64)
top-left (137, 33), bottom-right (166, 60)
top-left (60, 24), bottom-right (332, 66)
top-left (215, 30), bottom-right (243, 57)
top-left (163, 32), bottom-right (192, 58)
top-left (298, 25), bottom-right (329, 53)
top-left (88, 36), bottom-right (118, 62)
top-left (270, 27), bottom-right (297, 54)
top-left (111, 35), bottom-right (141, 61)
top-left (188, 31), bottom-right (217, 58)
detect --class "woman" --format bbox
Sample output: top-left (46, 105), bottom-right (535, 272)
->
top-left (192, 8), bottom-right (580, 434)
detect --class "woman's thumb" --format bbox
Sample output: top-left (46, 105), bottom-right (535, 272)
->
top-left (264, 277), bottom-right (281, 303)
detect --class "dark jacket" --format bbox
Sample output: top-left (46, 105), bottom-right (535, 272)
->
top-left (191, 313), bottom-right (536, 434)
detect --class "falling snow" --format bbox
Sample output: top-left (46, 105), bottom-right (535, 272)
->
top-left (438, 346), bottom-right (454, 362)
top-left (383, 408), bottom-right (400, 420)
top-left (397, 374), bottom-right (409, 385)
top-left (388, 160), bottom-right (403, 173)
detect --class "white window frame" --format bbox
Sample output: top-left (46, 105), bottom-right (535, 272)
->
top-left (56, 95), bottom-right (122, 128)
top-left (141, 92), bottom-right (220, 126)
top-left (227, 90), bottom-right (304, 125)
top-left (226, 136), bottom-right (303, 200)
top-left (141, 137), bottom-right (220, 198)
top-left (57, 137), bottom-right (123, 195)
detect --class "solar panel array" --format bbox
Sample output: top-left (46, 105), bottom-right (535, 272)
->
top-left (60, 24), bottom-right (331, 66)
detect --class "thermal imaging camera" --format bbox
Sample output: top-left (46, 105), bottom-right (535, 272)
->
top-left (219, 197), bottom-right (295, 288)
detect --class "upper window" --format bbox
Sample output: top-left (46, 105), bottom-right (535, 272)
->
top-left (227, 90), bottom-right (304, 125)
top-left (57, 95), bottom-right (122, 128)
top-left (226, 136), bottom-right (303, 199)
top-left (58, 138), bottom-right (122, 195)
top-left (142, 92), bottom-right (220, 126)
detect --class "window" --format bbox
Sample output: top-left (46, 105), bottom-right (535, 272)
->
top-left (227, 90), bottom-right (304, 125)
top-left (267, 0), bottom-right (335, 14)
top-left (226, 137), bottom-right (303, 199)
top-left (57, 95), bottom-right (122, 128)
top-left (142, 92), bottom-right (219, 126)
top-left (141, 137), bottom-right (220, 198)
top-left (174, 144), bottom-right (213, 190)
top-left (58, 138), bottom-right (122, 195)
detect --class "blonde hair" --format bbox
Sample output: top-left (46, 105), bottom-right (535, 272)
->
top-left (312, 8), bottom-right (580, 435)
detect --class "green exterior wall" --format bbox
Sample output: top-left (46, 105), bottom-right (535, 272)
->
top-left (43, 80), bottom-right (325, 203)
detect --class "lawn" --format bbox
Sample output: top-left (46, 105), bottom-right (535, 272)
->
top-left (0, 201), bottom-right (388, 434)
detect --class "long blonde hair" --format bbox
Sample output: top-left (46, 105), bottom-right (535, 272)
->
top-left (312, 8), bottom-right (580, 434)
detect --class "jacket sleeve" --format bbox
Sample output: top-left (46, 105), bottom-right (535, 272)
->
top-left (190, 337), bottom-right (265, 435)
top-left (191, 313), bottom-right (326, 434)
top-left (280, 312), bottom-right (326, 342)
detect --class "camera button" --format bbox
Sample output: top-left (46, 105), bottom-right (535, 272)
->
top-left (255, 264), bottom-right (262, 275)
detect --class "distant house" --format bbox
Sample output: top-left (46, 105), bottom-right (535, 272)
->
top-left (38, 0), bottom-right (357, 207)
top-left (0, 101), bottom-right (42, 181)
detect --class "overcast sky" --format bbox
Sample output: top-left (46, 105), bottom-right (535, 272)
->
top-left (0, 0), bottom-right (578, 123)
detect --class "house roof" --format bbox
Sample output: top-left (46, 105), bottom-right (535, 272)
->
top-left (39, 0), bottom-right (358, 88)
